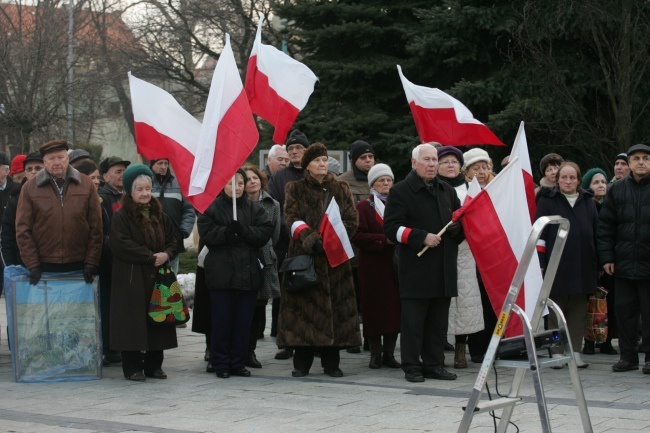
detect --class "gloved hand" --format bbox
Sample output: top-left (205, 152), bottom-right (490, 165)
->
top-left (446, 221), bottom-right (462, 237)
top-left (230, 220), bottom-right (244, 235)
top-left (313, 239), bottom-right (325, 255)
top-left (83, 265), bottom-right (98, 284)
top-left (29, 267), bottom-right (42, 286)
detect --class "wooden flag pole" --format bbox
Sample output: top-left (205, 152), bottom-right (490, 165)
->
top-left (416, 220), bottom-right (453, 258)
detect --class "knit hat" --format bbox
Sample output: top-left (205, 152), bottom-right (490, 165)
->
top-left (149, 158), bottom-right (169, 168)
top-left (437, 146), bottom-right (464, 167)
top-left (367, 163), bottom-right (394, 187)
top-left (462, 148), bottom-right (490, 171)
top-left (327, 156), bottom-right (341, 174)
top-left (614, 152), bottom-right (628, 164)
top-left (99, 156), bottom-right (131, 174)
top-left (349, 140), bottom-right (375, 163)
top-left (581, 168), bottom-right (607, 190)
top-left (627, 143), bottom-right (650, 157)
top-left (23, 152), bottom-right (43, 168)
top-left (301, 142), bottom-right (328, 168)
top-left (68, 149), bottom-right (91, 164)
top-left (10, 154), bottom-right (26, 176)
top-left (539, 153), bottom-right (564, 175)
top-left (39, 139), bottom-right (69, 156)
top-left (122, 163), bottom-right (153, 194)
top-left (0, 152), bottom-right (10, 166)
top-left (285, 129), bottom-right (309, 148)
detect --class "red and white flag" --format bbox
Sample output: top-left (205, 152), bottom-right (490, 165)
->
top-left (510, 121), bottom-right (536, 221)
top-left (245, 17), bottom-right (318, 144)
top-left (397, 65), bottom-right (504, 147)
top-left (130, 35), bottom-right (259, 213)
top-left (319, 198), bottom-right (354, 268)
top-left (452, 157), bottom-right (543, 337)
top-left (373, 194), bottom-right (385, 224)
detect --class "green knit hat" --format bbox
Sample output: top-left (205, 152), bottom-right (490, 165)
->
top-left (122, 163), bottom-right (153, 194)
top-left (581, 167), bottom-right (607, 191)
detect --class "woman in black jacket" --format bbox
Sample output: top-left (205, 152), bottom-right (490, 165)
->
top-left (535, 162), bottom-right (599, 368)
top-left (197, 169), bottom-right (273, 379)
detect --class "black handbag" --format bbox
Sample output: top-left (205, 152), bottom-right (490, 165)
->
top-left (278, 254), bottom-right (318, 292)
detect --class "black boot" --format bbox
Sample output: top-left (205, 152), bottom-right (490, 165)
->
top-left (582, 340), bottom-right (595, 355)
top-left (368, 353), bottom-right (382, 369)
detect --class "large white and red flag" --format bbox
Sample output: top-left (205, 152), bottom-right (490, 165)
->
top-left (397, 65), bottom-right (504, 147)
top-left (130, 34), bottom-right (259, 213)
top-left (510, 121), bottom-right (536, 220)
top-left (245, 17), bottom-right (318, 144)
top-left (319, 198), bottom-right (354, 268)
top-left (452, 157), bottom-right (543, 337)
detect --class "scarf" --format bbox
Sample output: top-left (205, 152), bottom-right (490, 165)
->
top-left (438, 172), bottom-right (466, 188)
top-left (370, 189), bottom-right (388, 202)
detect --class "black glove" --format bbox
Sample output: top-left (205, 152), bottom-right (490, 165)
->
top-left (83, 265), bottom-right (98, 284)
top-left (230, 220), bottom-right (244, 235)
top-left (447, 221), bottom-right (462, 236)
top-left (29, 267), bottom-right (42, 286)
top-left (313, 239), bottom-right (325, 255)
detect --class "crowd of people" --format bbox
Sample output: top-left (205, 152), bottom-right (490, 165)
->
top-left (0, 134), bottom-right (649, 383)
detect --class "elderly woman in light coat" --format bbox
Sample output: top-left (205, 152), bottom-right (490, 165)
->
top-left (437, 146), bottom-right (484, 368)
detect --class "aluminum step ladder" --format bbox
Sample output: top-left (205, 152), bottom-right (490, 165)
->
top-left (457, 216), bottom-right (593, 433)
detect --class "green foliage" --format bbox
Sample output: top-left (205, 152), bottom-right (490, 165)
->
top-left (178, 249), bottom-right (198, 275)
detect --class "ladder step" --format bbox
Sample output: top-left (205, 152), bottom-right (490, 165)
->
top-left (494, 355), bottom-right (572, 369)
top-left (474, 397), bottom-right (521, 413)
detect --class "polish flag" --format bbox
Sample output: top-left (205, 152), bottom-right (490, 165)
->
top-left (510, 121), bottom-right (536, 221)
top-left (452, 157), bottom-right (543, 337)
top-left (319, 198), bottom-right (354, 268)
top-left (397, 65), bottom-right (504, 147)
top-left (130, 35), bottom-right (259, 213)
top-left (373, 195), bottom-right (385, 224)
top-left (245, 17), bottom-right (318, 144)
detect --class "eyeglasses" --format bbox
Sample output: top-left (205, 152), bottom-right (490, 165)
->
top-left (439, 160), bottom-right (459, 166)
top-left (286, 144), bottom-right (305, 152)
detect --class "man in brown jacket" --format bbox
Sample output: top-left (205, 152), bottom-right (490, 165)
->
top-left (16, 140), bottom-right (102, 285)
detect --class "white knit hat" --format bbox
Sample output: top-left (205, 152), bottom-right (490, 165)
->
top-left (462, 148), bottom-right (490, 171)
top-left (367, 163), bottom-right (394, 187)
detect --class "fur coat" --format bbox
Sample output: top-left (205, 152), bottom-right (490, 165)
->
top-left (276, 171), bottom-right (362, 348)
top-left (109, 195), bottom-right (178, 351)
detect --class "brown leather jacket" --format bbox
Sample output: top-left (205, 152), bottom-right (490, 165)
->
top-left (16, 165), bottom-right (103, 270)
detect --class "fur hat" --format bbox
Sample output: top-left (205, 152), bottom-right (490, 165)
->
top-left (581, 168), bottom-right (607, 190)
top-left (301, 142), bottom-right (328, 168)
top-left (367, 163), bottom-right (394, 187)
top-left (437, 146), bottom-right (464, 167)
top-left (285, 129), bottom-right (309, 148)
top-left (39, 140), bottom-right (69, 156)
top-left (10, 154), bottom-right (26, 176)
top-left (349, 140), bottom-right (375, 163)
top-left (539, 153), bottom-right (564, 175)
top-left (122, 163), bottom-right (153, 194)
top-left (462, 148), bottom-right (490, 171)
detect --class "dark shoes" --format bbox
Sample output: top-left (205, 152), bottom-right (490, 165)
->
top-left (292, 368), bottom-right (309, 378)
top-left (216, 371), bottom-right (230, 379)
top-left (612, 359), bottom-right (639, 372)
top-left (382, 353), bottom-right (402, 369)
top-left (206, 362), bottom-right (217, 373)
top-left (125, 372), bottom-right (146, 382)
top-left (471, 355), bottom-right (484, 364)
top-left (582, 340), bottom-right (595, 355)
top-left (346, 346), bottom-right (361, 354)
top-left (229, 368), bottom-right (251, 377)
top-left (424, 367), bottom-right (458, 380)
top-left (643, 362), bottom-right (650, 374)
top-left (275, 348), bottom-right (294, 360)
top-left (246, 352), bottom-right (262, 369)
top-left (144, 369), bottom-right (167, 379)
top-left (404, 368), bottom-right (425, 383)
top-left (600, 342), bottom-right (618, 355)
top-left (444, 342), bottom-right (455, 351)
top-left (204, 347), bottom-right (210, 362)
top-left (369, 354), bottom-right (382, 369)
top-left (324, 368), bottom-right (344, 378)
top-left (103, 351), bottom-right (122, 367)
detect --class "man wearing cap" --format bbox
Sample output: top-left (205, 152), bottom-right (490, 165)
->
top-left (0, 152), bottom-right (17, 215)
top-left (69, 149), bottom-right (92, 166)
top-left (16, 139), bottom-right (102, 286)
top-left (267, 129), bottom-right (309, 359)
top-left (149, 158), bottom-right (196, 275)
top-left (264, 144), bottom-right (290, 178)
top-left (383, 143), bottom-right (463, 383)
top-left (97, 156), bottom-right (131, 365)
top-left (598, 143), bottom-right (650, 374)
top-left (338, 140), bottom-right (376, 353)
top-left (612, 153), bottom-right (630, 184)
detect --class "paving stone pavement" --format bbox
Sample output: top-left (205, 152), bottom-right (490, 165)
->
top-left (1, 296), bottom-right (649, 433)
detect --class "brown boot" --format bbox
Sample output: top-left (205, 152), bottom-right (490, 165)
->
top-left (381, 352), bottom-right (401, 368)
top-left (369, 353), bottom-right (382, 369)
top-left (454, 343), bottom-right (468, 369)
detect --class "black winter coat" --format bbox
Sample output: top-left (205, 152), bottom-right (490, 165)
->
top-left (0, 181), bottom-right (24, 266)
top-left (597, 174), bottom-right (650, 279)
top-left (535, 187), bottom-right (598, 296)
top-left (384, 171), bottom-right (463, 298)
top-left (197, 194), bottom-right (273, 291)
top-left (268, 164), bottom-right (305, 267)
